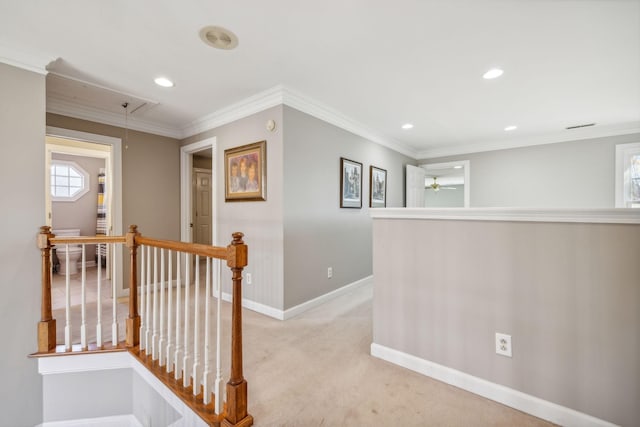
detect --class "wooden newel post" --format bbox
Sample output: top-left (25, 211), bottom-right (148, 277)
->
top-left (37, 226), bottom-right (56, 352)
top-left (125, 225), bottom-right (141, 347)
top-left (223, 232), bottom-right (253, 427)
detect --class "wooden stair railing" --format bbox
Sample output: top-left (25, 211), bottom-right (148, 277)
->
top-left (33, 225), bottom-right (253, 427)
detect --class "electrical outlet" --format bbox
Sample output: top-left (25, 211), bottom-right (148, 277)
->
top-left (327, 267), bottom-right (333, 278)
top-left (246, 273), bottom-right (252, 285)
top-left (495, 333), bottom-right (512, 357)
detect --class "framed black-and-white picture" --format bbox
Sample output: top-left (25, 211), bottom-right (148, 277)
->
top-left (369, 165), bottom-right (387, 208)
top-left (340, 157), bottom-right (362, 208)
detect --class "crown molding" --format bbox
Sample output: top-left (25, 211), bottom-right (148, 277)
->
top-left (181, 85), bottom-right (418, 158)
top-left (280, 86), bottom-right (417, 158)
top-left (0, 45), bottom-right (53, 75)
top-left (47, 98), bottom-right (183, 139)
top-left (417, 123), bottom-right (640, 159)
top-left (180, 85), bottom-right (285, 137)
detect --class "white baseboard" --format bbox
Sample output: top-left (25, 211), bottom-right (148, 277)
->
top-left (38, 414), bottom-right (142, 427)
top-left (221, 275), bottom-right (373, 320)
top-left (283, 275), bottom-right (372, 320)
top-left (370, 343), bottom-right (617, 427)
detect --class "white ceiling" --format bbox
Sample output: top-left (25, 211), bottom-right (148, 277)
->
top-left (1, 0), bottom-right (639, 159)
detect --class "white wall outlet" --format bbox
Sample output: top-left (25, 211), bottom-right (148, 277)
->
top-left (246, 273), bottom-right (252, 285)
top-left (495, 332), bottom-right (512, 357)
top-left (327, 267), bottom-right (333, 278)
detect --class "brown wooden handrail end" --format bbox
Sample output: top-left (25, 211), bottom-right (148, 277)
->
top-left (223, 379), bottom-right (253, 427)
top-left (38, 319), bottom-right (56, 353)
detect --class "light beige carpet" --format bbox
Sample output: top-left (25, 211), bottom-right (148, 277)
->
top-left (241, 285), bottom-right (554, 427)
top-left (52, 269), bottom-right (554, 426)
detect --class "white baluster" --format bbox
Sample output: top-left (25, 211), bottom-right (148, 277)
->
top-left (64, 244), bottom-right (71, 351)
top-left (96, 248), bottom-right (103, 348)
top-left (145, 245), bottom-right (152, 352)
top-left (192, 255), bottom-right (201, 394)
top-left (139, 245), bottom-right (146, 351)
top-left (166, 250), bottom-right (174, 373)
top-left (112, 243), bottom-right (118, 346)
top-left (183, 253), bottom-right (191, 387)
top-left (203, 257), bottom-right (212, 404)
top-left (152, 247), bottom-right (159, 360)
top-left (215, 258), bottom-right (224, 414)
top-left (158, 248), bottom-right (166, 366)
top-left (80, 244), bottom-right (87, 350)
top-left (174, 252), bottom-right (183, 380)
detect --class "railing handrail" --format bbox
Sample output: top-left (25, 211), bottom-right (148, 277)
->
top-left (50, 236), bottom-right (127, 245)
top-left (136, 235), bottom-right (229, 260)
top-left (36, 225), bottom-right (253, 427)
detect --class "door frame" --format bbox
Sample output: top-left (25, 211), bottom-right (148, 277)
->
top-left (180, 137), bottom-right (217, 245)
top-left (45, 126), bottom-right (125, 295)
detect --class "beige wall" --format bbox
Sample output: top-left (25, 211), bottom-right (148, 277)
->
top-left (372, 217), bottom-right (640, 426)
top-left (0, 63), bottom-right (45, 426)
top-left (47, 114), bottom-right (181, 283)
top-left (181, 106), bottom-right (285, 310)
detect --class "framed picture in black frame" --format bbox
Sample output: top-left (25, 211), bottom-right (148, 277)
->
top-left (340, 157), bottom-right (362, 208)
top-left (369, 165), bottom-right (387, 207)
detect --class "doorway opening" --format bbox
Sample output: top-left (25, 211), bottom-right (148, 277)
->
top-left (45, 127), bottom-right (125, 296)
top-left (180, 137), bottom-right (217, 246)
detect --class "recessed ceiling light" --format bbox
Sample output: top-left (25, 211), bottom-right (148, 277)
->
top-left (504, 125), bottom-right (517, 131)
top-left (154, 77), bottom-right (174, 88)
top-left (483, 68), bottom-right (504, 79)
top-left (453, 165), bottom-right (463, 169)
top-left (402, 123), bottom-right (414, 129)
top-left (199, 26), bottom-right (239, 50)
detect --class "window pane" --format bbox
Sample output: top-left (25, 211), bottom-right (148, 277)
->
top-left (69, 187), bottom-right (81, 197)
top-left (56, 176), bottom-right (69, 186)
top-left (69, 168), bottom-right (81, 178)
top-left (55, 186), bottom-right (69, 197)
top-left (55, 165), bottom-right (68, 176)
top-left (69, 177), bottom-right (82, 187)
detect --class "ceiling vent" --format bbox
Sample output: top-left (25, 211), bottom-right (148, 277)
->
top-left (199, 26), bottom-right (238, 50)
top-left (566, 123), bottom-right (596, 130)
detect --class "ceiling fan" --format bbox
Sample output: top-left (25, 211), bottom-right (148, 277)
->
top-left (426, 177), bottom-right (456, 192)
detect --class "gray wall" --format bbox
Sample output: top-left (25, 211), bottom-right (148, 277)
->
top-left (0, 63), bottom-right (45, 426)
top-left (425, 184), bottom-right (464, 207)
top-left (181, 106), bottom-right (285, 310)
top-left (283, 106), bottom-right (414, 309)
top-left (372, 217), bottom-right (640, 426)
top-left (420, 133), bottom-right (640, 208)
top-left (43, 369), bottom-right (132, 422)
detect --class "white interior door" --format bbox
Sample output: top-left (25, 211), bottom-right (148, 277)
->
top-left (194, 170), bottom-right (212, 245)
top-left (405, 164), bottom-right (426, 207)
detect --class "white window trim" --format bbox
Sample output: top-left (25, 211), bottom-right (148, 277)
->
top-left (51, 159), bottom-right (90, 202)
top-left (615, 142), bottom-right (640, 208)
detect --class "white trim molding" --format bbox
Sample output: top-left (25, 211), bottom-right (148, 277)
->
top-left (0, 45), bottom-right (53, 75)
top-left (371, 207), bottom-right (640, 224)
top-left (38, 415), bottom-right (143, 427)
top-left (221, 275), bottom-right (373, 320)
top-left (370, 343), bottom-right (617, 427)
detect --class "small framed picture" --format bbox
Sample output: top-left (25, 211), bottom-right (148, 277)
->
top-left (340, 157), bottom-right (362, 208)
top-left (369, 165), bottom-right (387, 208)
top-left (224, 140), bottom-right (266, 202)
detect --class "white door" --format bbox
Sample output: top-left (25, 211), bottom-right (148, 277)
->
top-left (194, 170), bottom-right (212, 245)
top-left (405, 164), bottom-right (426, 207)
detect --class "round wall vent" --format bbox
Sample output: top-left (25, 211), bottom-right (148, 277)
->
top-left (199, 26), bottom-right (238, 50)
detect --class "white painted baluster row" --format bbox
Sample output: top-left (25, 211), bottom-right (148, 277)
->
top-left (135, 246), bottom-right (224, 406)
top-left (60, 242), bottom-right (120, 351)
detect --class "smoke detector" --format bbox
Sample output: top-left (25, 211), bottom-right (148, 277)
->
top-left (199, 26), bottom-right (238, 50)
